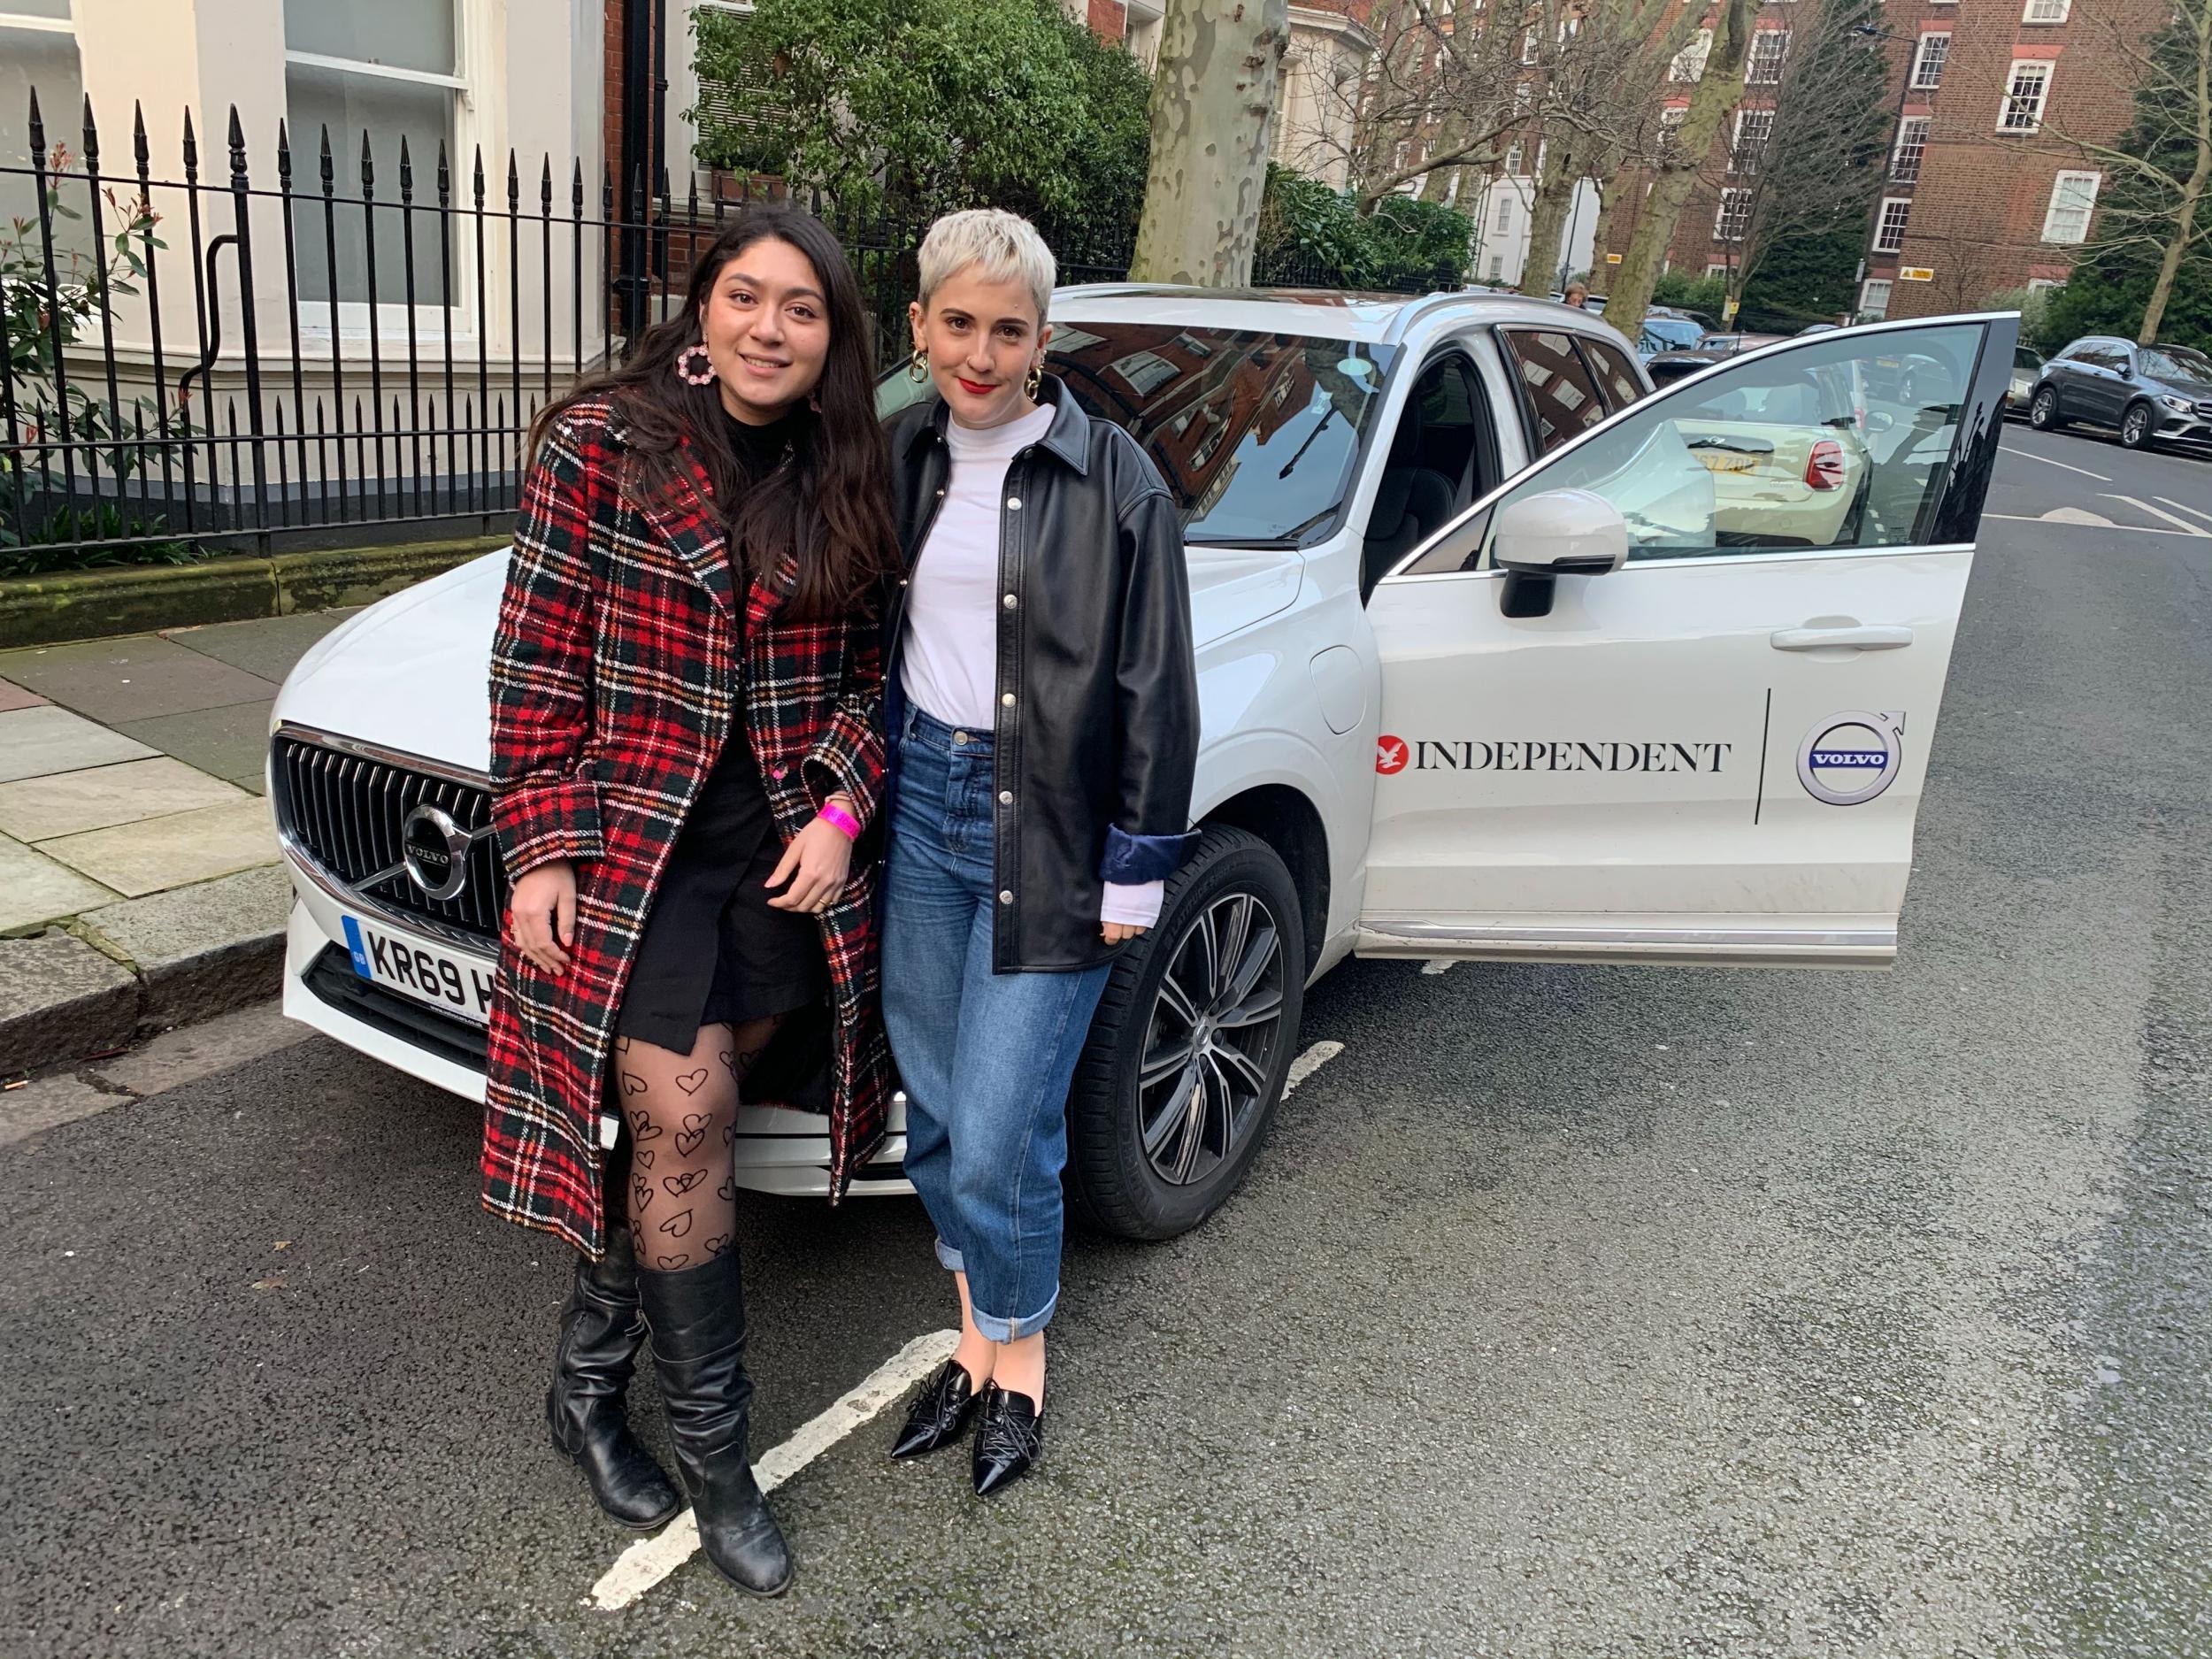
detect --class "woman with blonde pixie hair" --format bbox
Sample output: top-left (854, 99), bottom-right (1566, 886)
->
top-left (879, 208), bottom-right (1200, 1494)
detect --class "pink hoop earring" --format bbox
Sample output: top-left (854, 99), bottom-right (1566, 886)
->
top-left (674, 344), bottom-right (716, 387)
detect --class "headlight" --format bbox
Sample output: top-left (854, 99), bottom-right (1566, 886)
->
top-left (2161, 395), bottom-right (2193, 414)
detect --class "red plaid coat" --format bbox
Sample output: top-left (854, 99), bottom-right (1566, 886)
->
top-left (481, 396), bottom-right (891, 1258)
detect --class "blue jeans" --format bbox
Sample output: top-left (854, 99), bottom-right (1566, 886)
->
top-left (881, 703), bottom-right (1111, 1342)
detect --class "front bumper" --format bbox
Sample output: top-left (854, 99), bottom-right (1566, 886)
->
top-left (278, 860), bottom-right (912, 1199)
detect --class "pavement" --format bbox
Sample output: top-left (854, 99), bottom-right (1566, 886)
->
top-left (2, 424), bottom-right (2208, 1657)
top-left (0, 611), bottom-right (360, 1073)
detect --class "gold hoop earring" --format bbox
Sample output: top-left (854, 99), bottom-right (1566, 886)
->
top-left (908, 345), bottom-right (929, 385)
top-left (1025, 359), bottom-right (1044, 400)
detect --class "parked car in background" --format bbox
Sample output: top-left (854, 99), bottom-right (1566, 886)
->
top-left (1637, 312), bottom-right (1706, 363)
top-left (2005, 343), bottom-right (2046, 419)
top-left (2027, 336), bottom-right (2212, 449)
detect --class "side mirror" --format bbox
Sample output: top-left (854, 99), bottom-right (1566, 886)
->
top-left (1493, 488), bottom-right (1628, 618)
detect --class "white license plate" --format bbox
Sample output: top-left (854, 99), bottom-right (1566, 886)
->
top-left (342, 915), bottom-right (495, 1026)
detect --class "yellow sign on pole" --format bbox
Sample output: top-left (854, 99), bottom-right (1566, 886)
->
top-left (1604, 252), bottom-right (1623, 265)
top-left (1722, 294), bottom-right (1741, 325)
top-left (1899, 267), bottom-right (1935, 281)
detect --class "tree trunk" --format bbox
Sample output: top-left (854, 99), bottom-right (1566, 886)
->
top-left (1589, 162), bottom-right (1629, 290)
top-left (2140, 7), bottom-right (2211, 343)
top-left (1420, 111), bottom-right (1468, 204)
top-left (1517, 134), bottom-right (1579, 296)
top-left (1606, 0), bottom-right (1755, 341)
top-left (1131, 0), bottom-right (1292, 287)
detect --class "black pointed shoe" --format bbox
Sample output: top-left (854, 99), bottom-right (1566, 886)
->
top-left (546, 1225), bottom-right (681, 1531)
top-left (971, 1382), bottom-right (1044, 1497)
top-left (635, 1250), bottom-right (795, 1597)
top-left (891, 1359), bottom-right (979, 1459)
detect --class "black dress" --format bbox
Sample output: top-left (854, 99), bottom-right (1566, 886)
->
top-left (613, 409), bottom-right (830, 1055)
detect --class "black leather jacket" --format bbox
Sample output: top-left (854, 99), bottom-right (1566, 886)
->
top-left (883, 376), bottom-right (1200, 972)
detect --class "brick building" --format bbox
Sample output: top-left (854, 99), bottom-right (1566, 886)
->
top-left (1590, 0), bottom-right (2159, 316)
top-left (1863, 0), bottom-right (2162, 320)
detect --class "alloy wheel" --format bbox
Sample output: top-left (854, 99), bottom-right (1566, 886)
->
top-left (2124, 406), bottom-right (2150, 446)
top-left (2032, 389), bottom-right (2055, 427)
top-left (1136, 891), bottom-right (1288, 1187)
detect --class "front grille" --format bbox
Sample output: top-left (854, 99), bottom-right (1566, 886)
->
top-left (273, 733), bottom-right (507, 940)
top-left (2195, 400), bottom-right (2212, 419)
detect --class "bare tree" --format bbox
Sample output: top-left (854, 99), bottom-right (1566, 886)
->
top-left (2045, 0), bottom-right (2210, 343)
top-left (1697, 0), bottom-right (1888, 319)
top-left (1132, 0), bottom-right (1293, 285)
top-left (1608, 0), bottom-right (1757, 340)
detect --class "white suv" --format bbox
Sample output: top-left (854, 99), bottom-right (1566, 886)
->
top-left (270, 288), bottom-right (2017, 1239)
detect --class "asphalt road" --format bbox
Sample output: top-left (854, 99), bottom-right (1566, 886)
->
top-left (5, 429), bottom-right (2210, 1659)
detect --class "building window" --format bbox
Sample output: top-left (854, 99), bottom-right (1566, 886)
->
top-left (1731, 109), bottom-right (1775, 172)
top-left (1671, 27), bottom-right (1713, 82)
top-left (2000, 60), bottom-right (2053, 132)
top-left (1911, 33), bottom-right (1949, 90)
top-left (1488, 251), bottom-right (1506, 280)
top-left (1706, 260), bottom-right (1732, 278)
top-left (1874, 196), bottom-right (1911, 253)
top-left (2023, 0), bottom-right (2070, 21)
top-left (1890, 116), bottom-right (1929, 183)
top-left (283, 0), bottom-right (468, 312)
top-left (687, 1), bottom-right (783, 182)
top-left (1522, 27), bottom-right (1539, 64)
top-left (1747, 30), bottom-right (1790, 85)
top-left (1505, 141), bottom-right (1525, 175)
top-left (1494, 193), bottom-right (1516, 234)
top-left (1859, 278), bottom-right (1893, 319)
top-left (0, 0), bottom-right (88, 250)
top-left (1716, 188), bottom-right (1754, 242)
top-left (2041, 169), bottom-right (2101, 242)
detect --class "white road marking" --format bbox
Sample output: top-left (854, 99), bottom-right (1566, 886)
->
top-left (2100, 494), bottom-right (2211, 536)
top-left (1284, 1041), bottom-right (1345, 1094)
top-left (1999, 443), bottom-right (2110, 481)
top-left (1420, 958), bottom-right (1460, 975)
top-left (2039, 507), bottom-right (2115, 526)
top-left (1986, 512), bottom-right (2200, 539)
top-left (2155, 495), bottom-right (2212, 526)
top-left (588, 1326), bottom-right (958, 1612)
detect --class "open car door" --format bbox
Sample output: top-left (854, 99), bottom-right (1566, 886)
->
top-left (1357, 313), bottom-right (2017, 967)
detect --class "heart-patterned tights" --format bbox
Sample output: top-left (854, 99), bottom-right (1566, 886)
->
top-left (613, 1015), bottom-right (783, 1270)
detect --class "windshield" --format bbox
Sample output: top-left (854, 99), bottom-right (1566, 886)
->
top-left (1640, 317), bottom-right (1704, 354)
top-left (2143, 346), bottom-right (2212, 382)
top-left (876, 323), bottom-right (1400, 546)
top-left (1046, 324), bottom-right (1399, 544)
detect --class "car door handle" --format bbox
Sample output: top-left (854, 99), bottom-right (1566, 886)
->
top-left (1770, 625), bottom-right (1915, 652)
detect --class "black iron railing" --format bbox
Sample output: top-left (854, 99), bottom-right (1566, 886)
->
top-left (2, 91), bottom-right (1434, 569)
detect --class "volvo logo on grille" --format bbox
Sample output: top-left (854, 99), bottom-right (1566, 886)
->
top-left (402, 803), bottom-right (472, 900)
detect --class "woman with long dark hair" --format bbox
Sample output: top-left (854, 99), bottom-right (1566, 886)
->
top-left (483, 206), bottom-right (897, 1596)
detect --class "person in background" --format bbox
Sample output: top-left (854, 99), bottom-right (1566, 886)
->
top-left (878, 208), bottom-right (1200, 1496)
top-left (1563, 280), bottom-right (1591, 309)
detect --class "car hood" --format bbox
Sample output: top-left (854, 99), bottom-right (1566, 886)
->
top-left (273, 543), bottom-right (1297, 775)
top-left (2152, 373), bottom-right (2212, 400)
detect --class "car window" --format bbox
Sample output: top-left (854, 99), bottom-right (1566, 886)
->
top-left (1579, 336), bottom-right (1647, 413)
top-left (2142, 346), bottom-right (2212, 381)
top-left (877, 324), bottom-right (1401, 548)
top-left (1640, 317), bottom-right (1704, 355)
top-left (2014, 345), bottom-right (2043, 372)
top-left (1500, 327), bottom-right (1609, 455)
top-left (1399, 321), bottom-right (1987, 575)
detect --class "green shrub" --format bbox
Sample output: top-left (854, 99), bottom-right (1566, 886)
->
top-left (1256, 167), bottom-right (1473, 291)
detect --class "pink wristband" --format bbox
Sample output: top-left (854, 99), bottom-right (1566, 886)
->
top-left (818, 802), bottom-right (862, 841)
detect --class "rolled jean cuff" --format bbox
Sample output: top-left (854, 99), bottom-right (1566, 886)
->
top-left (969, 1286), bottom-right (1058, 1344)
top-left (934, 1237), bottom-right (964, 1274)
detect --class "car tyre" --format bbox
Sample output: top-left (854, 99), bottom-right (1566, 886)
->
top-left (2120, 401), bottom-right (2154, 449)
top-left (1064, 825), bottom-right (1307, 1242)
top-left (2028, 386), bottom-right (2063, 431)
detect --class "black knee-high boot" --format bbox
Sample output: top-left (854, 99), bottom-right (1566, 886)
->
top-left (635, 1249), bottom-right (794, 1596)
top-left (547, 1223), bottom-right (682, 1530)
